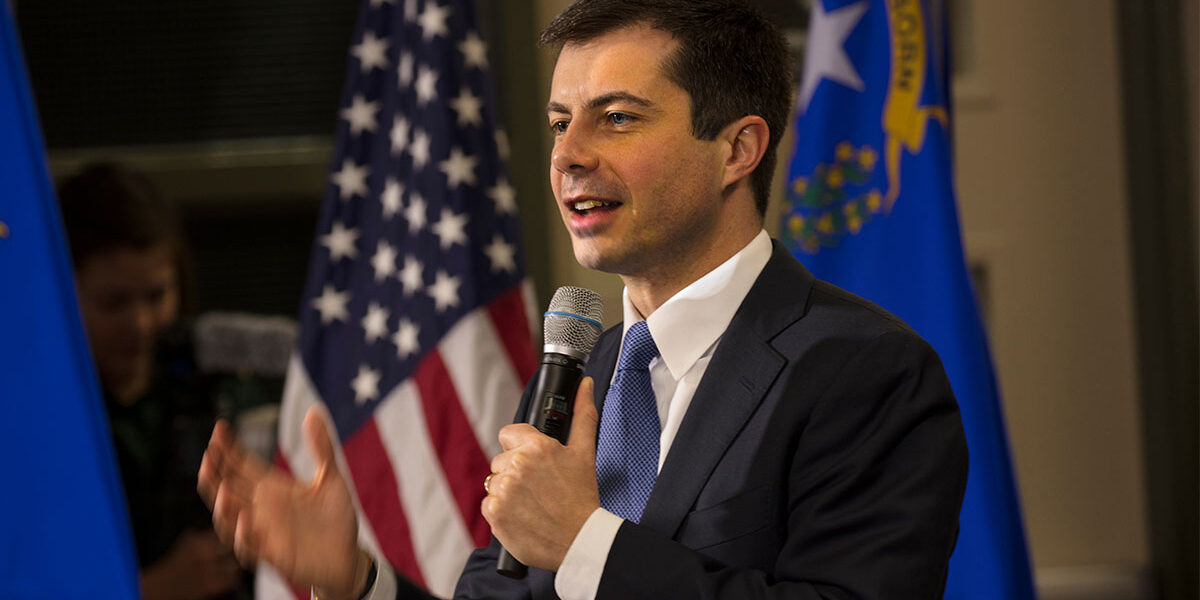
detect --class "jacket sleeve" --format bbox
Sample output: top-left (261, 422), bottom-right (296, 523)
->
top-left (595, 330), bottom-right (969, 599)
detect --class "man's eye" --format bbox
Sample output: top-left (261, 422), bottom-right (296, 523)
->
top-left (608, 112), bottom-right (633, 125)
top-left (550, 120), bottom-right (569, 134)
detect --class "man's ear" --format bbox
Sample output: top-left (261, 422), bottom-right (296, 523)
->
top-left (721, 115), bottom-right (769, 190)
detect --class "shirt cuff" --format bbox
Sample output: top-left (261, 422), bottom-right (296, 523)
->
top-left (554, 508), bottom-right (624, 600)
top-left (361, 557), bottom-right (396, 600)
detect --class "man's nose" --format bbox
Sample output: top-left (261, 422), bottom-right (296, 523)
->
top-left (131, 302), bottom-right (157, 336)
top-left (551, 124), bottom-right (598, 174)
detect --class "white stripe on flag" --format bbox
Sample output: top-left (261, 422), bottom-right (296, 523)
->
top-left (278, 355), bottom-right (318, 480)
top-left (254, 562), bottom-right (301, 600)
top-left (375, 378), bottom-right (475, 598)
top-left (438, 309), bottom-right (525, 458)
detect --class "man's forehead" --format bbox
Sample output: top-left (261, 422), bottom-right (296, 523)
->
top-left (547, 26), bottom-right (680, 110)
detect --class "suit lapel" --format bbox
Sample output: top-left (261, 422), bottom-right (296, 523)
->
top-left (638, 241), bottom-right (815, 538)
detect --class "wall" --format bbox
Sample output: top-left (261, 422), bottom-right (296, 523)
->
top-left (950, 0), bottom-right (1150, 590)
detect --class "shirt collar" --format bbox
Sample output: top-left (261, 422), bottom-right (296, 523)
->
top-left (621, 230), bottom-right (772, 380)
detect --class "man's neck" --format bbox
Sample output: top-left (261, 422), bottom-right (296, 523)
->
top-left (622, 227), bottom-right (763, 317)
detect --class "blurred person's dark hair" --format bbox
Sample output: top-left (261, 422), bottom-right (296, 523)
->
top-left (57, 163), bottom-right (194, 314)
top-left (538, 0), bottom-right (794, 216)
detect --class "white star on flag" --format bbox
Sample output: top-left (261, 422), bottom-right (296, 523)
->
top-left (332, 159), bottom-right (369, 201)
top-left (391, 116), bottom-right (410, 154)
top-left (415, 66), bottom-right (440, 105)
top-left (483, 235), bottom-right (516, 273)
top-left (494, 129), bottom-right (510, 160)
top-left (352, 31), bottom-right (390, 72)
top-left (397, 255), bottom-right (424, 296)
top-left (439, 147), bottom-right (478, 188)
top-left (487, 179), bottom-right (516, 214)
top-left (321, 222), bottom-right (360, 261)
top-left (798, 0), bottom-right (868, 114)
top-left (392, 318), bottom-right (420, 359)
top-left (432, 208), bottom-right (469, 249)
top-left (361, 302), bottom-right (391, 343)
top-left (404, 193), bottom-right (428, 233)
top-left (371, 241), bottom-right (398, 281)
top-left (459, 32), bottom-right (488, 69)
top-left (381, 179), bottom-right (403, 218)
top-left (341, 94), bottom-right (380, 136)
top-left (449, 88), bottom-right (483, 127)
top-left (350, 365), bottom-right (381, 404)
top-left (428, 270), bottom-right (461, 312)
top-left (397, 51), bottom-right (414, 86)
top-left (411, 129), bottom-right (432, 168)
top-left (312, 284), bottom-right (351, 324)
top-left (418, 2), bottom-right (451, 40)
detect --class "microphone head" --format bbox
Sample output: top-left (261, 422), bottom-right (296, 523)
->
top-left (543, 286), bottom-right (603, 361)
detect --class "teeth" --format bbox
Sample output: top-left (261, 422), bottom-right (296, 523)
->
top-left (573, 199), bottom-right (614, 211)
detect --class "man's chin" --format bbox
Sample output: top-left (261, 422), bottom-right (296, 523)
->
top-left (572, 244), bottom-right (617, 273)
top-left (102, 363), bottom-right (154, 404)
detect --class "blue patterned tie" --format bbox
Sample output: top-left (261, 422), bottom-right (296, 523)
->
top-left (596, 320), bottom-right (660, 523)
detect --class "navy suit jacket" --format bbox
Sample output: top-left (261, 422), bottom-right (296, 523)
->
top-left (394, 241), bottom-right (968, 599)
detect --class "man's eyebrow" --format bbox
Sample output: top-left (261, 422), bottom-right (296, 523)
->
top-left (546, 92), bottom-right (656, 115)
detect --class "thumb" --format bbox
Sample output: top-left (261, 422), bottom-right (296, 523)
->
top-left (568, 377), bottom-right (599, 455)
top-left (303, 406), bottom-right (340, 486)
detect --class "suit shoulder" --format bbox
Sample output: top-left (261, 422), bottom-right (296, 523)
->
top-left (803, 278), bottom-right (921, 340)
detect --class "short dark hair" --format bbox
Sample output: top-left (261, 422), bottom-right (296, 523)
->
top-left (539, 0), bottom-right (793, 216)
top-left (57, 163), bottom-right (194, 312)
top-left (57, 163), bottom-right (182, 269)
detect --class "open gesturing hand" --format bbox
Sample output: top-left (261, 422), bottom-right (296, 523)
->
top-left (198, 407), bottom-right (372, 600)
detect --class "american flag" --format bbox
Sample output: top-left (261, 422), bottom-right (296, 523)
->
top-left (257, 0), bottom-right (538, 597)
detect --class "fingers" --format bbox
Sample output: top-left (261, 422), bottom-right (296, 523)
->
top-left (197, 449), bottom-right (219, 509)
top-left (197, 420), bottom-right (235, 508)
top-left (210, 480), bottom-right (239, 549)
top-left (567, 377), bottom-right (598, 455)
top-left (216, 421), bottom-right (269, 483)
top-left (232, 504), bottom-right (261, 569)
top-left (497, 423), bottom-right (540, 452)
top-left (201, 421), bottom-right (269, 506)
top-left (303, 406), bottom-right (339, 487)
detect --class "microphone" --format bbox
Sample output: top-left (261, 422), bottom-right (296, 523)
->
top-left (496, 286), bottom-right (604, 579)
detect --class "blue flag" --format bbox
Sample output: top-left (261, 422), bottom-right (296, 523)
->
top-left (783, 1), bottom-right (1036, 597)
top-left (0, 4), bottom-right (139, 598)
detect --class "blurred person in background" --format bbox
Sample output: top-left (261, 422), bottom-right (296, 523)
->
top-left (59, 163), bottom-right (245, 600)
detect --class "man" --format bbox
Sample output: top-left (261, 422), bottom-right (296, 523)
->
top-left (198, 1), bottom-right (968, 598)
top-left (61, 163), bottom-right (244, 600)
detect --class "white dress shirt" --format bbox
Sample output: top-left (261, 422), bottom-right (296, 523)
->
top-left (367, 230), bottom-right (773, 600)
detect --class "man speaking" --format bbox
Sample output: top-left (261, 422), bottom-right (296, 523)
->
top-left (198, 0), bottom-right (968, 598)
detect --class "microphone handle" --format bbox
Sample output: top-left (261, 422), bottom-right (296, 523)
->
top-left (496, 353), bottom-right (584, 579)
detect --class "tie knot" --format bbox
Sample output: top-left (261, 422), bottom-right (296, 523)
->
top-left (618, 321), bottom-right (659, 371)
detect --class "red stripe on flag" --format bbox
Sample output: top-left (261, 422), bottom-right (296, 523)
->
top-left (273, 448), bottom-right (293, 476)
top-left (488, 285), bottom-right (538, 382)
top-left (414, 351), bottom-right (493, 547)
top-left (342, 419), bottom-right (427, 587)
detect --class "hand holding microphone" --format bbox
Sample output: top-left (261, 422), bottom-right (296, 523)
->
top-left (488, 287), bottom-right (604, 578)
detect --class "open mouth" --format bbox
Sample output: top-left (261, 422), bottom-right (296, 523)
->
top-left (570, 198), bottom-right (622, 215)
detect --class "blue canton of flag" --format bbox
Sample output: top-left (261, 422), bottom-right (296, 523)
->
top-left (258, 0), bottom-right (538, 598)
top-left (0, 3), bottom-right (139, 598)
top-left (783, 1), bottom-right (1037, 598)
